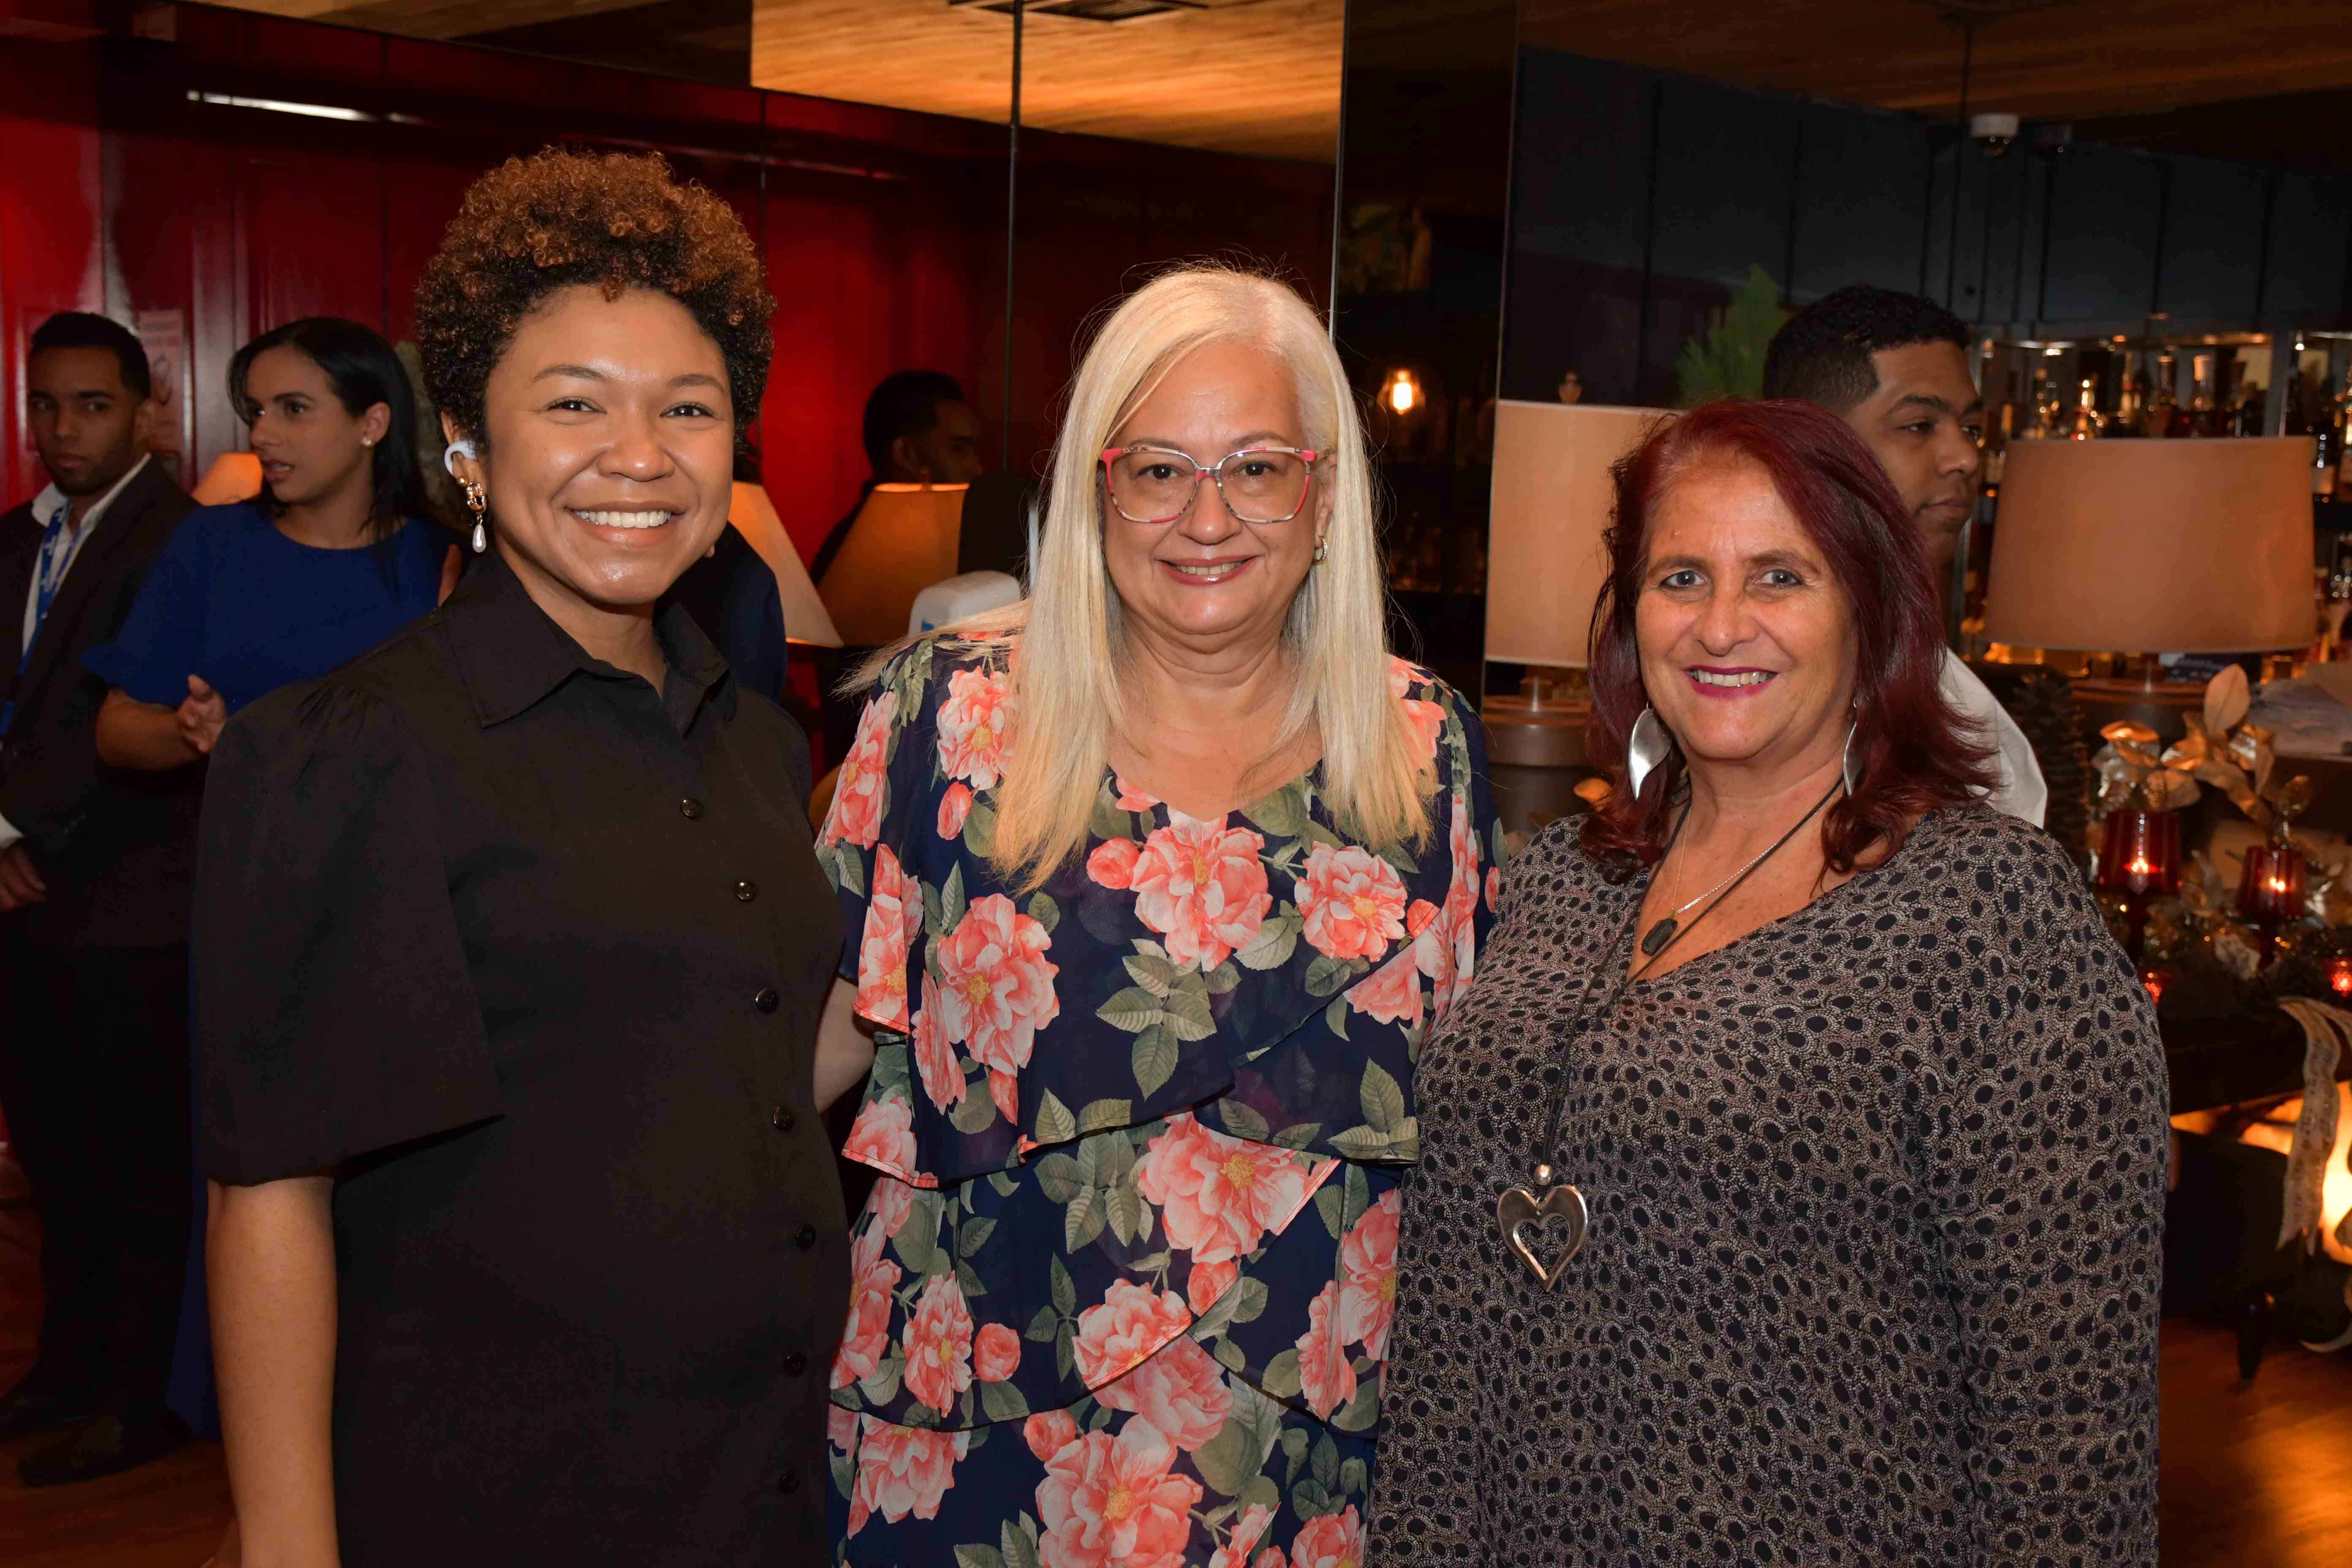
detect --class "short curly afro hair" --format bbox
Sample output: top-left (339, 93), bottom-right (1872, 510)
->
top-left (414, 148), bottom-right (772, 453)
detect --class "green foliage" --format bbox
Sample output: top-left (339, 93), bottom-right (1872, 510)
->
top-left (1674, 265), bottom-right (1790, 407)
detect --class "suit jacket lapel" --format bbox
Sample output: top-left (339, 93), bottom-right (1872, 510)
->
top-left (11, 460), bottom-right (177, 704)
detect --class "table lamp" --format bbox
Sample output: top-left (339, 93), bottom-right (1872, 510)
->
top-left (727, 482), bottom-right (841, 648)
top-left (192, 450), bottom-right (263, 507)
top-left (1483, 401), bottom-right (1671, 836)
top-left (816, 482), bottom-right (967, 647)
top-left (1984, 437), bottom-right (2315, 740)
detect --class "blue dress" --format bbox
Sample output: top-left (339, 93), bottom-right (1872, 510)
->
top-left (817, 629), bottom-right (1500, 1568)
top-left (84, 502), bottom-right (448, 713)
top-left (82, 500), bottom-right (447, 1438)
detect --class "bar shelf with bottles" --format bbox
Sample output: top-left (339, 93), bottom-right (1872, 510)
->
top-left (1962, 327), bottom-right (2352, 657)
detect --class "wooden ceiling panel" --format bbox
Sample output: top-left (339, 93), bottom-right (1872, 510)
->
top-left (1516, 0), bottom-right (2352, 121)
top-left (745, 0), bottom-right (1343, 162)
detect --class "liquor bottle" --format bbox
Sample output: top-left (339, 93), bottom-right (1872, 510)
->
top-left (2336, 370), bottom-right (2352, 492)
top-left (2068, 378), bottom-right (2101, 440)
top-left (2187, 353), bottom-right (2222, 437)
top-left (2148, 352), bottom-right (2182, 437)
top-left (2103, 360), bottom-right (2144, 437)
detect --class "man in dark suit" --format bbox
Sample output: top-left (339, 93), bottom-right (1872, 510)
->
top-left (0, 312), bottom-right (201, 1484)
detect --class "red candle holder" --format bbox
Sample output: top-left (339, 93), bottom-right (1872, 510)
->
top-left (2235, 844), bottom-right (2307, 925)
top-left (2096, 810), bottom-right (2181, 957)
top-left (2139, 965), bottom-right (2173, 1005)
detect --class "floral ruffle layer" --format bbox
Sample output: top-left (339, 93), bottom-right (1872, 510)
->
top-left (816, 632), bottom-right (1499, 1446)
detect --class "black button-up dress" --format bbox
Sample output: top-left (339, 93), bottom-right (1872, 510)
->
top-left (195, 553), bottom-right (845, 1563)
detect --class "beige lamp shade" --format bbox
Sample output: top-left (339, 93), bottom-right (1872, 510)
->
top-left (192, 450), bottom-right (263, 507)
top-left (818, 482), bottom-right (966, 646)
top-left (726, 482), bottom-right (841, 648)
top-left (1984, 438), bottom-right (2315, 653)
top-left (1486, 401), bottom-right (1670, 667)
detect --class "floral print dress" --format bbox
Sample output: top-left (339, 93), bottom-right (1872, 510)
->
top-left (816, 630), bottom-right (1500, 1568)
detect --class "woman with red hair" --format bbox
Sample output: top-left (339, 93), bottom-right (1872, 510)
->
top-left (1369, 400), bottom-right (2164, 1565)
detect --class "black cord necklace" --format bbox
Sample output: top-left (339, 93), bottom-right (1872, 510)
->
top-left (1493, 775), bottom-right (1846, 1288)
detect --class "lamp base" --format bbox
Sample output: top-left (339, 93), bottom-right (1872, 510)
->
top-left (1482, 686), bottom-right (1593, 847)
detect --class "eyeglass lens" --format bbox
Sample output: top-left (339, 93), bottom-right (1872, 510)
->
top-left (1108, 448), bottom-right (1309, 523)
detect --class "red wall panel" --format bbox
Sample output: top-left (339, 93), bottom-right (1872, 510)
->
top-left (0, 40), bottom-right (103, 507)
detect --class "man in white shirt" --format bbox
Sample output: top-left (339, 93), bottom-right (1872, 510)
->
top-left (1763, 285), bottom-right (2047, 826)
top-left (0, 312), bottom-right (199, 1486)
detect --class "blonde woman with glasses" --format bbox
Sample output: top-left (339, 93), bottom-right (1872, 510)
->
top-left (808, 266), bottom-right (1501, 1568)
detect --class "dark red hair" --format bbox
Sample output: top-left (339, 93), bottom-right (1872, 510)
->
top-left (1580, 398), bottom-right (1996, 877)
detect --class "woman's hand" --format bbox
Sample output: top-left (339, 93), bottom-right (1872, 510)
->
top-left (0, 844), bottom-right (45, 912)
top-left (180, 675), bottom-right (229, 755)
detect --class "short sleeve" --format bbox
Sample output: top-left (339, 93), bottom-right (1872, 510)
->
top-left (196, 678), bottom-right (501, 1185)
top-left (82, 508), bottom-right (212, 708)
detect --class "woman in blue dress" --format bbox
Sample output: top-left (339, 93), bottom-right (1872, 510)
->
top-left (808, 267), bottom-right (1502, 1568)
top-left (84, 316), bottom-right (449, 1444)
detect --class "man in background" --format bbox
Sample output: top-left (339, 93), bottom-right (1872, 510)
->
top-left (1762, 284), bottom-right (2047, 826)
top-left (0, 312), bottom-right (200, 1484)
top-left (809, 369), bottom-right (985, 585)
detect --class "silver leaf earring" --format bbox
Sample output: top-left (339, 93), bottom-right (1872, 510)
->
top-left (1840, 716), bottom-right (1862, 796)
top-left (1626, 706), bottom-right (1675, 800)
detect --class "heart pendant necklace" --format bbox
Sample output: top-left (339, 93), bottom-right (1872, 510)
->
top-left (1498, 776), bottom-right (1843, 1287)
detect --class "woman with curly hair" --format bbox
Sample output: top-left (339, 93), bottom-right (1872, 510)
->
top-left (196, 150), bottom-right (844, 1563)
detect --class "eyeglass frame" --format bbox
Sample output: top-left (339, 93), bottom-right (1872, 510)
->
top-left (1097, 443), bottom-right (1323, 525)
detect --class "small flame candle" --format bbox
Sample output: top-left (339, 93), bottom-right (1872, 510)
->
top-left (2329, 958), bottom-right (2352, 999)
top-left (2140, 966), bottom-right (2172, 1004)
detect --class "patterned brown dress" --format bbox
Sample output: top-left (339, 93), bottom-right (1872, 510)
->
top-left (1370, 807), bottom-right (2165, 1566)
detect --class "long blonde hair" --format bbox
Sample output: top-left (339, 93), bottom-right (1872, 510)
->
top-left (866, 264), bottom-right (1433, 890)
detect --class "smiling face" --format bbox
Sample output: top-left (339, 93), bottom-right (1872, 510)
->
top-left (243, 344), bottom-right (388, 511)
top-left (1100, 339), bottom-right (1328, 656)
top-left (1636, 455), bottom-right (1858, 785)
top-left (1843, 340), bottom-right (1982, 577)
top-left (463, 284), bottom-right (735, 621)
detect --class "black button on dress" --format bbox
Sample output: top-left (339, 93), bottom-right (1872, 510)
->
top-left (1369, 808), bottom-right (2167, 1566)
top-left (195, 553), bottom-right (844, 1564)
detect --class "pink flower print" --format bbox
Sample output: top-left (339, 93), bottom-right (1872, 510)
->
top-left (1024, 1409), bottom-right (1080, 1463)
top-left (1184, 1257), bottom-right (1238, 1315)
top-left (854, 844), bottom-right (922, 1031)
top-left (1134, 1112), bottom-right (1319, 1264)
top-left (854, 1174), bottom-right (917, 1272)
top-left (910, 977), bottom-right (966, 1114)
top-left (848, 1419), bottom-right (969, 1538)
top-left (1094, 1333), bottom-right (1232, 1453)
top-left (1288, 1504), bottom-right (1364, 1568)
top-left (1034, 1419), bottom-right (1202, 1568)
top-left (831, 1251), bottom-right (899, 1390)
top-left (938, 780), bottom-right (975, 839)
top-left (1115, 773), bottom-right (1160, 810)
top-left (935, 895), bottom-right (1061, 1075)
top-left (1391, 657), bottom-right (1445, 765)
top-left (1296, 844), bottom-right (1408, 963)
top-left (901, 1271), bottom-right (975, 1414)
top-left (1128, 817), bottom-right (1272, 972)
top-left (1293, 1279), bottom-right (1356, 1421)
top-left (1209, 1504), bottom-right (1277, 1568)
top-left (1345, 944), bottom-right (1423, 1029)
top-left (1070, 1279), bottom-right (1192, 1391)
top-left (988, 1068), bottom-right (1020, 1126)
top-left (1486, 863), bottom-right (1501, 914)
top-left (828, 1402), bottom-right (859, 1453)
top-left (1086, 837), bottom-right (1141, 891)
top-left (1405, 898), bottom-right (1438, 940)
top-left (1254, 1552), bottom-right (1287, 1568)
top-left (824, 693), bottom-right (892, 849)
top-left (843, 1094), bottom-right (920, 1183)
top-left (973, 1322), bottom-right (1022, 1383)
top-left (1338, 1189), bottom-right (1401, 1361)
top-left (936, 665), bottom-right (1015, 790)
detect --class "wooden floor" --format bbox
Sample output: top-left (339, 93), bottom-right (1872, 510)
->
top-left (3, 1162), bottom-right (2350, 1564)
